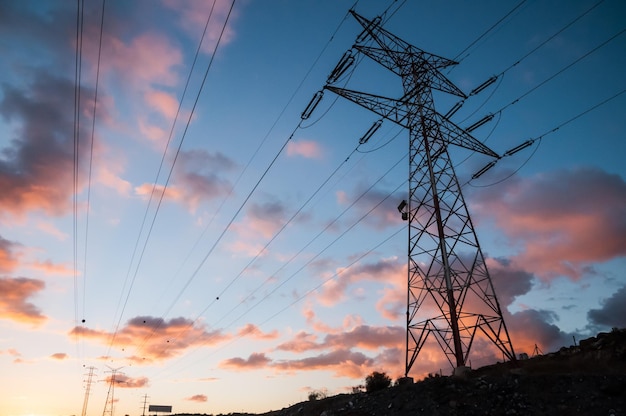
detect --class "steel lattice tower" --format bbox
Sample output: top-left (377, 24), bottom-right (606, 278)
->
top-left (323, 10), bottom-right (515, 375)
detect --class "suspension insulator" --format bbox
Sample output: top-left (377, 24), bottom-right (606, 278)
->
top-left (327, 50), bottom-right (355, 84)
top-left (359, 119), bottom-right (382, 144)
top-left (470, 75), bottom-right (498, 96)
top-left (466, 113), bottom-right (494, 132)
top-left (356, 16), bottom-right (382, 43)
top-left (444, 100), bottom-right (464, 119)
top-left (301, 91), bottom-right (324, 120)
top-left (503, 139), bottom-right (534, 156)
top-left (472, 159), bottom-right (498, 179)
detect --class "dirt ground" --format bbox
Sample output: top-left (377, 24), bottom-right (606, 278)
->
top-left (177, 329), bottom-right (626, 416)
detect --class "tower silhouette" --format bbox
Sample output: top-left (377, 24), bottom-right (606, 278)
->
top-left (323, 10), bottom-right (516, 375)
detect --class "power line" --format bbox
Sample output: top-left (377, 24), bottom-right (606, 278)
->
top-left (495, 27), bottom-right (626, 114)
top-left (128, 3), bottom-right (356, 358)
top-left (469, 87), bottom-right (626, 188)
top-left (106, 0), bottom-right (237, 357)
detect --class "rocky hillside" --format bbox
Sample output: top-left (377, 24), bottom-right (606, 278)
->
top-left (178, 329), bottom-right (626, 416)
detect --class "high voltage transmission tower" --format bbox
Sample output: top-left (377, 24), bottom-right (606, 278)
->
top-left (314, 10), bottom-right (516, 375)
top-left (102, 366), bottom-right (124, 416)
top-left (81, 366), bottom-right (96, 416)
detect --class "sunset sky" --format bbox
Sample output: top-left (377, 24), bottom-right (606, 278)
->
top-left (1, 1), bottom-right (625, 415)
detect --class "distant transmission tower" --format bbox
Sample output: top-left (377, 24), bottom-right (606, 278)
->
top-left (322, 10), bottom-right (516, 375)
top-left (102, 366), bottom-right (124, 416)
top-left (81, 366), bottom-right (96, 416)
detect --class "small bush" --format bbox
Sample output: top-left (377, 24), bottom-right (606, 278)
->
top-left (308, 389), bottom-right (327, 401)
top-left (365, 371), bottom-right (391, 393)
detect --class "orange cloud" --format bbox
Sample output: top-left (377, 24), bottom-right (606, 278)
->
top-left (273, 349), bottom-right (374, 379)
top-left (186, 394), bottom-right (208, 402)
top-left (237, 323), bottom-right (279, 340)
top-left (316, 258), bottom-right (403, 306)
top-left (286, 140), bottom-right (323, 159)
top-left (472, 167), bottom-right (626, 280)
top-left (70, 316), bottom-right (230, 363)
top-left (219, 352), bottom-right (271, 371)
top-left (0, 277), bottom-right (47, 325)
top-left (29, 259), bottom-right (74, 276)
top-left (50, 353), bottom-right (68, 360)
top-left (106, 374), bottom-right (149, 389)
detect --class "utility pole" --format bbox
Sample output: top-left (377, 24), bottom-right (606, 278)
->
top-left (321, 10), bottom-right (516, 375)
top-left (81, 366), bottom-right (96, 416)
top-left (102, 366), bottom-right (124, 416)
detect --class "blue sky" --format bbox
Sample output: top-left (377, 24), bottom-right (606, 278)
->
top-left (1, 1), bottom-right (625, 415)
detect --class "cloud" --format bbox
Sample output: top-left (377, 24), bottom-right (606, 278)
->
top-left (471, 167), bottom-right (626, 280)
top-left (506, 308), bottom-right (573, 355)
top-left (0, 236), bottom-right (21, 273)
top-left (106, 374), bottom-right (149, 389)
top-left (0, 277), bottom-right (47, 325)
top-left (70, 315), bottom-right (229, 363)
top-left (286, 139), bottom-right (323, 159)
top-left (587, 285), bottom-right (626, 329)
top-left (316, 257), bottom-right (403, 306)
top-left (135, 149), bottom-right (235, 213)
top-left (163, 0), bottom-right (238, 54)
top-left (29, 259), bottom-right (74, 276)
top-left (230, 200), bottom-right (289, 246)
top-left (276, 325), bottom-right (403, 353)
top-left (219, 352), bottom-right (271, 370)
top-left (275, 331), bottom-right (320, 353)
top-left (237, 323), bottom-right (279, 340)
top-left (0, 73), bottom-right (95, 218)
top-left (186, 394), bottom-right (208, 402)
top-left (100, 32), bottom-right (181, 89)
top-left (50, 353), bottom-right (68, 360)
top-left (273, 349), bottom-right (375, 379)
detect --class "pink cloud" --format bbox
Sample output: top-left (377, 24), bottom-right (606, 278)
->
top-left (0, 236), bottom-right (21, 273)
top-left (144, 90), bottom-right (180, 122)
top-left (237, 323), bottom-right (279, 340)
top-left (70, 316), bottom-right (230, 363)
top-left (472, 168), bottom-right (626, 280)
top-left (287, 140), bottom-right (323, 159)
top-left (316, 258), bottom-right (403, 306)
top-left (232, 200), bottom-right (289, 242)
top-left (163, 0), bottom-right (238, 54)
top-left (275, 325), bottom-right (403, 354)
top-left (186, 394), bottom-right (208, 402)
top-left (29, 259), bottom-right (74, 276)
top-left (50, 353), bottom-right (68, 360)
top-left (272, 349), bottom-right (374, 379)
top-left (0, 277), bottom-right (47, 325)
top-left (101, 32), bottom-right (181, 88)
top-left (219, 352), bottom-right (271, 370)
top-left (106, 374), bottom-right (149, 389)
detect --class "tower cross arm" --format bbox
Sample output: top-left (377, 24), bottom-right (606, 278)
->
top-left (354, 45), bottom-right (466, 98)
top-left (324, 85), bottom-right (411, 126)
top-left (436, 116), bottom-right (500, 158)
